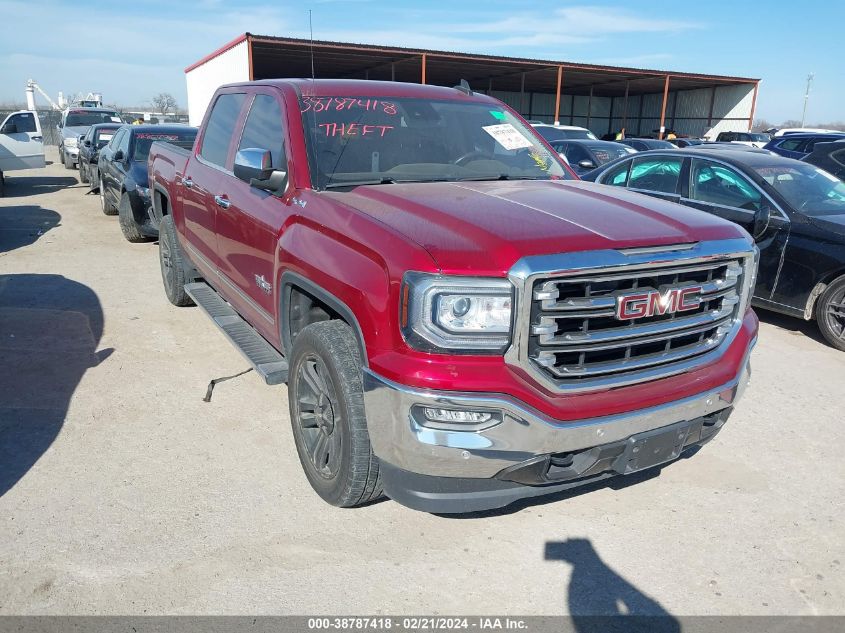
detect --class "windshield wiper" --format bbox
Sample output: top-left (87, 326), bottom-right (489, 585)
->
top-left (324, 177), bottom-right (397, 189)
top-left (455, 174), bottom-right (544, 182)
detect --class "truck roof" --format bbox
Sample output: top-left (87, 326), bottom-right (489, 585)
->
top-left (226, 78), bottom-right (497, 102)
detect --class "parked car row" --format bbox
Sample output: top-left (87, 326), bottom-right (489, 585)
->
top-left (72, 121), bottom-right (198, 242)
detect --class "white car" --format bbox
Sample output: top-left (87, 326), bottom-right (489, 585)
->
top-left (772, 127), bottom-right (843, 137)
top-left (531, 123), bottom-right (598, 142)
top-left (712, 131), bottom-right (771, 148)
top-left (0, 110), bottom-right (46, 197)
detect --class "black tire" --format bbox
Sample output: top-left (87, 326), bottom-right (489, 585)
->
top-left (816, 275), bottom-right (845, 352)
top-left (117, 192), bottom-right (150, 243)
top-left (288, 320), bottom-right (383, 508)
top-left (60, 147), bottom-right (72, 170)
top-left (158, 214), bottom-right (194, 307)
top-left (79, 160), bottom-right (89, 184)
top-left (0, 173), bottom-right (5, 198)
top-left (99, 177), bottom-right (117, 215)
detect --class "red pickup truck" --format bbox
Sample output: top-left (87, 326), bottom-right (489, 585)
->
top-left (149, 79), bottom-right (759, 513)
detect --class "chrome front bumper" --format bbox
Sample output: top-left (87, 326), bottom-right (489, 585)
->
top-left (363, 341), bottom-right (754, 479)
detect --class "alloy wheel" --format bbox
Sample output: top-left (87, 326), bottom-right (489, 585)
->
top-left (294, 355), bottom-right (343, 479)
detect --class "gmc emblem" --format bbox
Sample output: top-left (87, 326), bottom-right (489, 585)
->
top-left (615, 286), bottom-right (702, 320)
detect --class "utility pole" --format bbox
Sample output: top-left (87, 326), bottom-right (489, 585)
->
top-left (801, 73), bottom-right (814, 127)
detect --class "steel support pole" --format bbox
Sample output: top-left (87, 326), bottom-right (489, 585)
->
top-left (554, 65), bottom-right (563, 125)
top-left (658, 75), bottom-right (670, 140)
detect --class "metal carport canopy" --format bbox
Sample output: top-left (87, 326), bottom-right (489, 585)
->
top-left (245, 34), bottom-right (757, 97)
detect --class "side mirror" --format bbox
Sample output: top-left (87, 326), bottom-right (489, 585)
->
top-left (84, 140), bottom-right (92, 147)
top-left (578, 159), bottom-right (596, 170)
top-left (1, 123), bottom-right (17, 134)
top-left (234, 148), bottom-right (287, 192)
top-left (113, 149), bottom-right (124, 161)
top-left (752, 205), bottom-right (771, 239)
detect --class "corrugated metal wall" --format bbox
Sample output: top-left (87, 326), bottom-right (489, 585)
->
top-left (185, 40), bottom-right (250, 126)
top-left (485, 83), bottom-right (755, 139)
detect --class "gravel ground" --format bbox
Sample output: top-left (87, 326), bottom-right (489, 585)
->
top-left (0, 150), bottom-right (843, 616)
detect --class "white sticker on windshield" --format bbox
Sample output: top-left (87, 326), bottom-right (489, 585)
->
top-left (110, 117), bottom-right (122, 123)
top-left (482, 123), bottom-right (533, 151)
top-left (100, 134), bottom-right (114, 141)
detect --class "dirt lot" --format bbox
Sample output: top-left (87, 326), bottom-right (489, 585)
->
top-left (0, 150), bottom-right (843, 616)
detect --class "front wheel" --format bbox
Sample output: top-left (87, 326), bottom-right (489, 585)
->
top-left (79, 160), bottom-right (89, 184)
top-left (288, 320), bottom-right (383, 508)
top-left (817, 276), bottom-right (845, 352)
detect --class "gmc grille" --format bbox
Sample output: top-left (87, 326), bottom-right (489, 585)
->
top-left (527, 258), bottom-right (745, 387)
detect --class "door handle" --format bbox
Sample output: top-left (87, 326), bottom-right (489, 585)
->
top-left (33, 136), bottom-right (43, 141)
top-left (184, 177), bottom-right (193, 188)
top-left (214, 195), bottom-right (231, 209)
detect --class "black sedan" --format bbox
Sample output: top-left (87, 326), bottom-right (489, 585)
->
top-left (618, 138), bottom-right (675, 152)
top-left (78, 123), bottom-right (121, 187)
top-left (583, 148), bottom-right (845, 350)
top-left (549, 139), bottom-right (635, 175)
top-left (802, 140), bottom-right (845, 180)
top-left (98, 125), bottom-right (197, 242)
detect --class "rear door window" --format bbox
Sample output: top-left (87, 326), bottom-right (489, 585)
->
top-left (777, 138), bottom-right (807, 152)
top-left (628, 157), bottom-right (683, 194)
top-left (200, 93), bottom-right (247, 168)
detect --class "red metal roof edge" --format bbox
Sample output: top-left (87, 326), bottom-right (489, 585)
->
top-left (184, 33), bottom-right (249, 74)
top-left (247, 34), bottom-right (760, 84)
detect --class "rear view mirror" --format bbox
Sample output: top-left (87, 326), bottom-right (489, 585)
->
top-left (578, 159), bottom-right (596, 170)
top-left (1, 123), bottom-right (17, 134)
top-left (752, 205), bottom-right (771, 239)
top-left (234, 148), bottom-right (287, 193)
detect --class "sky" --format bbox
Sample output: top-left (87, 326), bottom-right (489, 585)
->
top-left (0, 0), bottom-right (840, 124)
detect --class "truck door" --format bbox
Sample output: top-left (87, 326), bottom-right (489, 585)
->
top-left (0, 111), bottom-right (45, 172)
top-left (215, 91), bottom-right (291, 337)
top-left (182, 92), bottom-right (247, 277)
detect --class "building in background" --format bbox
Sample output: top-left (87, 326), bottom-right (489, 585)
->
top-left (184, 33), bottom-right (760, 139)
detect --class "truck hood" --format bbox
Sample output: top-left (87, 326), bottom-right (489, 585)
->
top-left (328, 180), bottom-right (746, 274)
top-left (61, 126), bottom-right (89, 140)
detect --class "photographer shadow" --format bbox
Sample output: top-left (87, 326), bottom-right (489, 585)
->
top-left (545, 538), bottom-right (680, 633)
top-left (0, 274), bottom-right (112, 497)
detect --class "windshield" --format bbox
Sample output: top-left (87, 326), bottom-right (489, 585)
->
top-left (755, 163), bottom-right (845, 215)
top-left (132, 131), bottom-right (198, 162)
top-left (750, 133), bottom-right (771, 142)
top-left (300, 97), bottom-right (572, 189)
top-left (65, 110), bottom-right (122, 127)
top-left (586, 144), bottom-right (632, 164)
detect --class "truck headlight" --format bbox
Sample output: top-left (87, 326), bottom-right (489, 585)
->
top-left (400, 272), bottom-right (513, 353)
top-left (136, 186), bottom-right (150, 198)
top-left (65, 137), bottom-right (78, 148)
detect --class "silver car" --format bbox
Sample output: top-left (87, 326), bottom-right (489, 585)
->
top-left (57, 107), bottom-right (123, 170)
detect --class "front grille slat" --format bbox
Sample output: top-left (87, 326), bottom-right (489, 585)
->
top-left (536, 315), bottom-right (734, 353)
top-left (527, 256), bottom-right (746, 387)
